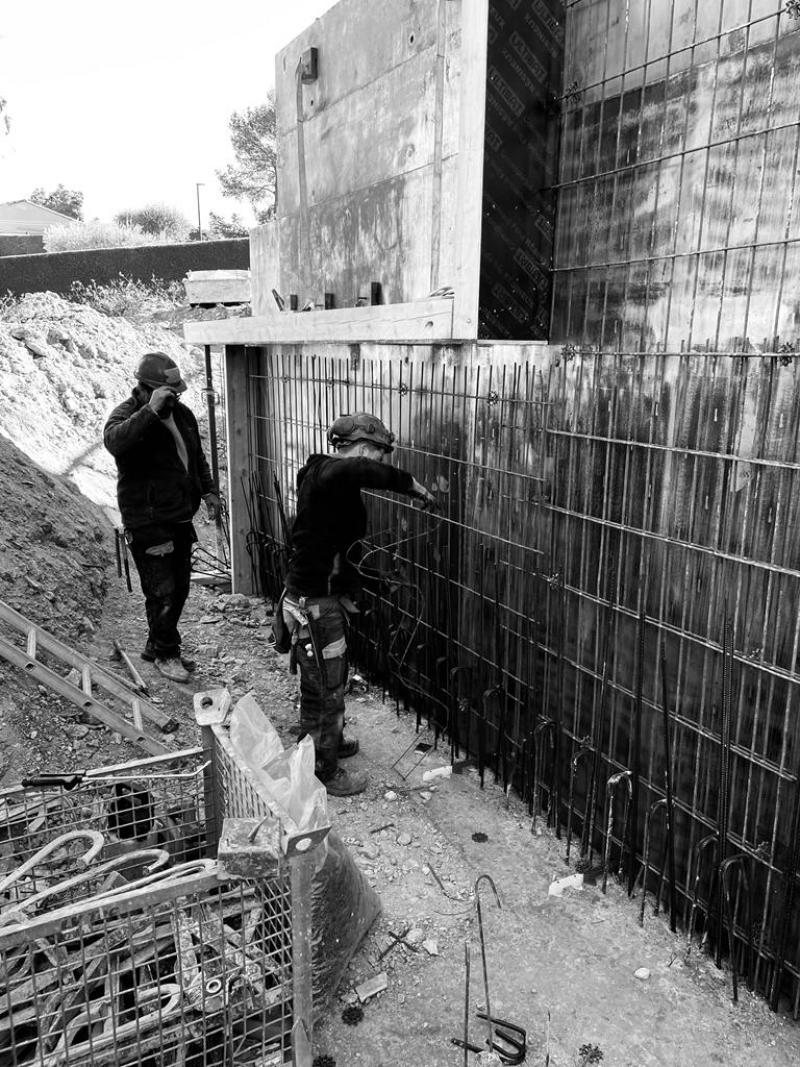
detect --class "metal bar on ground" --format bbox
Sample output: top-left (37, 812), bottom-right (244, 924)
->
top-left (0, 634), bottom-right (167, 756)
top-left (0, 598), bottom-right (176, 733)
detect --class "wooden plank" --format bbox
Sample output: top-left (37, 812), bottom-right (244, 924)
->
top-left (452, 0), bottom-right (489, 340)
top-left (184, 299), bottom-right (454, 345)
top-left (224, 345), bottom-right (256, 595)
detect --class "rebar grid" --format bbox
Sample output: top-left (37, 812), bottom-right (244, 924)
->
top-left (554, 0), bottom-right (800, 357)
top-left (549, 0), bottom-right (800, 1010)
top-left (238, 336), bottom-right (800, 1014)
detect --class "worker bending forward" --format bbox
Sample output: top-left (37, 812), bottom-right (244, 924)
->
top-left (104, 353), bottom-right (219, 683)
top-left (282, 413), bottom-right (436, 796)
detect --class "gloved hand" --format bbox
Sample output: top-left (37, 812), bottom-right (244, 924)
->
top-left (410, 478), bottom-right (438, 511)
top-left (203, 492), bottom-right (221, 521)
top-left (148, 386), bottom-right (178, 418)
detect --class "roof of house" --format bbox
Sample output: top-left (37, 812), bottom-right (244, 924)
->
top-left (0, 200), bottom-right (77, 235)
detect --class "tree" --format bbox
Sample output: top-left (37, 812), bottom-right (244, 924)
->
top-left (216, 93), bottom-right (277, 222)
top-left (30, 184), bottom-right (84, 220)
top-left (208, 211), bottom-right (250, 238)
top-left (114, 203), bottom-right (190, 241)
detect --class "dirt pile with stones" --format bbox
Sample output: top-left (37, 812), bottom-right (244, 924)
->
top-left (0, 290), bottom-right (204, 516)
top-left (0, 432), bottom-right (111, 783)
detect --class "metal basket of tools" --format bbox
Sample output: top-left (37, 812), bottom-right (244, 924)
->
top-left (0, 738), bottom-right (321, 1067)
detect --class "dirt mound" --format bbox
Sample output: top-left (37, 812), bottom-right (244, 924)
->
top-left (0, 291), bottom-right (204, 517)
top-left (0, 433), bottom-right (109, 638)
top-left (0, 432), bottom-right (111, 783)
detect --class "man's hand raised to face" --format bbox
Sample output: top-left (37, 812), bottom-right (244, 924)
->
top-left (148, 386), bottom-right (178, 418)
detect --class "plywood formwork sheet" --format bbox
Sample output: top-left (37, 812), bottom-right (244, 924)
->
top-left (478, 0), bottom-right (564, 340)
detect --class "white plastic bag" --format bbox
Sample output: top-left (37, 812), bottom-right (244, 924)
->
top-left (228, 693), bottom-right (329, 836)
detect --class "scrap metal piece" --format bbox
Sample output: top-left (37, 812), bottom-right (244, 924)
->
top-left (217, 816), bottom-right (282, 878)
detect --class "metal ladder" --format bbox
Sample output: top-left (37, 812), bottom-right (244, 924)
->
top-left (0, 599), bottom-right (177, 756)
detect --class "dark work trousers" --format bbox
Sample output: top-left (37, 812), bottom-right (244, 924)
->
top-left (126, 523), bottom-right (196, 658)
top-left (283, 595), bottom-right (349, 778)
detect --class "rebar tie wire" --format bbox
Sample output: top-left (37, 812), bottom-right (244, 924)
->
top-left (346, 511), bottom-right (445, 725)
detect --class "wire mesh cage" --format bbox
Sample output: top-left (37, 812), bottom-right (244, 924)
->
top-left (0, 744), bottom-right (312, 1067)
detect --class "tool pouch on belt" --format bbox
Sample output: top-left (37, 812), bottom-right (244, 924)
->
top-left (271, 589), bottom-right (293, 655)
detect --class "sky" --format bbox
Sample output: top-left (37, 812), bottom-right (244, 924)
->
top-left (0, 0), bottom-right (333, 228)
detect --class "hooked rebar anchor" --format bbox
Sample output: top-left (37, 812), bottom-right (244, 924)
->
top-left (462, 941), bottom-right (470, 1067)
top-left (531, 718), bottom-right (556, 832)
top-left (720, 853), bottom-right (754, 1004)
top-left (639, 797), bottom-right (667, 925)
top-left (450, 875), bottom-right (526, 1064)
top-left (566, 745), bottom-right (593, 865)
top-left (449, 665), bottom-right (474, 769)
top-left (475, 873), bottom-right (502, 1053)
top-left (602, 770), bottom-right (632, 893)
top-left (480, 684), bottom-right (503, 789)
top-left (687, 833), bottom-right (719, 950)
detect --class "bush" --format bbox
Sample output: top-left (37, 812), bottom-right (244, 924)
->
top-left (0, 290), bottom-right (20, 320)
top-left (114, 203), bottom-right (191, 242)
top-left (44, 220), bottom-right (166, 252)
top-left (66, 275), bottom-right (185, 318)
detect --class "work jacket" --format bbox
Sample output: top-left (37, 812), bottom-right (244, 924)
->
top-left (285, 453), bottom-right (416, 598)
top-left (103, 387), bottom-right (216, 529)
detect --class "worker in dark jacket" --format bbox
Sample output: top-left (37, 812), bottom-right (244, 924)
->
top-left (104, 352), bottom-right (219, 683)
top-left (281, 412), bottom-right (436, 796)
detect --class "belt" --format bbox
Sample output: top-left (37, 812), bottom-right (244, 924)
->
top-left (283, 594), bottom-right (359, 623)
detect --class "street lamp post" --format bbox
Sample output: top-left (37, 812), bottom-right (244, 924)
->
top-left (195, 182), bottom-right (204, 241)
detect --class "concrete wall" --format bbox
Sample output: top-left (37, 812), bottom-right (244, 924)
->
top-left (274, 0), bottom-right (462, 307)
top-left (0, 239), bottom-right (250, 296)
top-left (249, 222), bottom-right (282, 316)
top-left (0, 235), bottom-right (43, 257)
top-left (273, 0), bottom-right (563, 338)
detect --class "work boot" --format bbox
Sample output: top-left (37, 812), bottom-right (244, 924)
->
top-left (297, 730), bottom-right (360, 758)
top-left (142, 644), bottom-right (196, 671)
top-left (317, 765), bottom-right (368, 797)
top-left (338, 735), bottom-right (360, 759)
top-left (154, 656), bottom-right (190, 683)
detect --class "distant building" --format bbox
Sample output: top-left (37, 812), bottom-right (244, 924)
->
top-left (0, 199), bottom-right (76, 256)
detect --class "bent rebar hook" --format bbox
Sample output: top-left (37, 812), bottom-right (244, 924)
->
top-left (475, 874), bottom-right (502, 1053)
